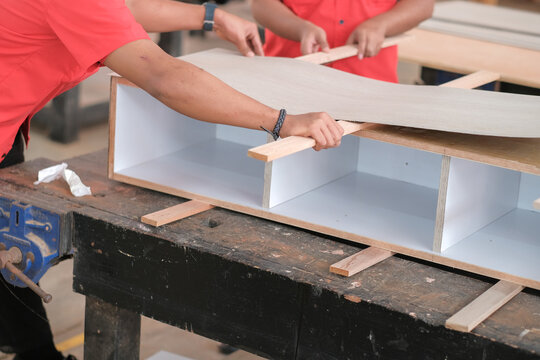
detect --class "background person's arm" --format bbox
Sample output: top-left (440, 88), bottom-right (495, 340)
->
top-left (251, 0), bottom-right (329, 55)
top-left (104, 39), bottom-right (343, 150)
top-left (126, 0), bottom-right (263, 56)
top-left (347, 0), bottom-right (434, 59)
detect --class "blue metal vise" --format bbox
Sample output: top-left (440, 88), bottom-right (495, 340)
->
top-left (0, 196), bottom-right (62, 288)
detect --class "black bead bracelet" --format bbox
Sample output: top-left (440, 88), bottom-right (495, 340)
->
top-left (261, 109), bottom-right (287, 141)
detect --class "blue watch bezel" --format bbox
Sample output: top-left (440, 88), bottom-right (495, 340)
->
top-left (202, 2), bottom-right (217, 32)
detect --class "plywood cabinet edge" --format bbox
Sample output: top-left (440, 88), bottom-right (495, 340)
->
top-left (433, 155), bottom-right (451, 252)
top-left (108, 76), bottom-right (119, 180)
top-left (262, 161), bottom-right (273, 208)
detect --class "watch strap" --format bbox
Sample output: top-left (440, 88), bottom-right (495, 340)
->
top-left (202, 2), bottom-right (217, 31)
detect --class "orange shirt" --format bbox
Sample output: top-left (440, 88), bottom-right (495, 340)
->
top-left (264, 0), bottom-right (398, 83)
top-left (0, 0), bottom-right (149, 162)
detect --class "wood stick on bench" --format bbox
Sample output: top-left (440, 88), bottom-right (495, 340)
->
top-left (446, 280), bottom-right (523, 332)
top-left (141, 200), bottom-right (214, 227)
top-left (330, 247), bottom-right (394, 277)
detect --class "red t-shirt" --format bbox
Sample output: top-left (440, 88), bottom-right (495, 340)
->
top-left (0, 0), bottom-right (150, 162)
top-left (264, 0), bottom-right (398, 82)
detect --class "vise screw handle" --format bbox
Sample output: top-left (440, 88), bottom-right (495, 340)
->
top-left (0, 247), bottom-right (53, 303)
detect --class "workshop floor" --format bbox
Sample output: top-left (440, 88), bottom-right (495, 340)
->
top-left (2, 0), bottom-right (538, 359)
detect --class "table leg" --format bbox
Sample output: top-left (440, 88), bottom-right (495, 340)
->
top-left (84, 295), bottom-right (141, 360)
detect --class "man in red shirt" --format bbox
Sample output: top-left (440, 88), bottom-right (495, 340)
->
top-left (252, 0), bottom-right (434, 82)
top-left (1, 0), bottom-right (344, 359)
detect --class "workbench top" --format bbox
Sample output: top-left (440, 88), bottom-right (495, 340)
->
top-left (1, 150), bottom-right (539, 359)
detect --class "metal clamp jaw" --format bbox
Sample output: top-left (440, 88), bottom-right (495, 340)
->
top-left (0, 197), bottom-right (66, 302)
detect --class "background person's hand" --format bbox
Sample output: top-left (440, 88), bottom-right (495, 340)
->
top-left (299, 22), bottom-right (330, 55)
top-left (346, 19), bottom-right (386, 59)
top-left (214, 10), bottom-right (264, 57)
top-left (279, 112), bottom-right (344, 151)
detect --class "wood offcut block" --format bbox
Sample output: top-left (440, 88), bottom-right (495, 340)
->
top-left (445, 280), bottom-right (523, 332)
top-left (330, 247), bottom-right (393, 277)
top-left (141, 200), bottom-right (214, 227)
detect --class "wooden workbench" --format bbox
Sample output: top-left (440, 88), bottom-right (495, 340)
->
top-left (1, 150), bottom-right (539, 359)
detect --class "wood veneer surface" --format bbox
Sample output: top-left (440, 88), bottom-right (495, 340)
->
top-left (180, 49), bottom-right (540, 138)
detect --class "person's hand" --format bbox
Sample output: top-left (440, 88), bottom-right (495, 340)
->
top-left (346, 19), bottom-right (386, 59)
top-left (279, 112), bottom-right (344, 151)
top-left (299, 22), bottom-right (330, 55)
top-left (213, 9), bottom-right (264, 57)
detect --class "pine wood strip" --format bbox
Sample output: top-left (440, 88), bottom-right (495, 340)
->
top-left (141, 200), bottom-right (214, 227)
top-left (247, 121), bottom-right (373, 162)
top-left (534, 198), bottom-right (540, 210)
top-left (398, 28), bottom-right (540, 88)
top-left (439, 70), bottom-right (500, 89)
top-left (330, 247), bottom-right (394, 277)
top-left (297, 33), bottom-right (412, 64)
top-left (446, 280), bottom-right (523, 332)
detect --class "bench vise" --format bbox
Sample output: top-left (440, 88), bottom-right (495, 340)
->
top-left (0, 196), bottom-right (72, 302)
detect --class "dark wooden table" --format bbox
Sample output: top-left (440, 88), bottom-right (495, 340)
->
top-left (1, 150), bottom-right (539, 360)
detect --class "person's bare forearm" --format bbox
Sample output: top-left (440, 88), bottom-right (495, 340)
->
top-left (148, 52), bottom-right (279, 130)
top-left (104, 39), bottom-right (342, 149)
top-left (126, 0), bottom-right (205, 32)
top-left (252, 0), bottom-right (329, 54)
top-left (252, 0), bottom-right (307, 42)
top-left (367, 0), bottom-right (434, 36)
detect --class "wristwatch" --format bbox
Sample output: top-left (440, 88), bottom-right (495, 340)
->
top-left (202, 2), bottom-right (217, 31)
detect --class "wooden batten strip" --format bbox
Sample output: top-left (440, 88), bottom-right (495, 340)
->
top-left (297, 33), bottom-right (412, 64)
top-left (533, 197), bottom-right (540, 210)
top-left (439, 70), bottom-right (500, 89)
top-left (141, 200), bottom-right (214, 227)
top-left (445, 280), bottom-right (523, 332)
top-left (330, 247), bottom-right (394, 277)
top-left (248, 121), bottom-right (372, 162)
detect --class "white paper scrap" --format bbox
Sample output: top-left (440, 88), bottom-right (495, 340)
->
top-left (34, 163), bottom-right (68, 185)
top-left (34, 163), bottom-right (92, 197)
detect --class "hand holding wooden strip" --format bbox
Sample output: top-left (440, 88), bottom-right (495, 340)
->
top-left (534, 197), bottom-right (540, 210)
top-left (296, 33), bottom-right (413, 64)
top-left (248, 121), bottom-right (372, 162)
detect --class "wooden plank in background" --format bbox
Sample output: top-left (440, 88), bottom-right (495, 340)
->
top-left (399, 28), bottom-right (540, 88)
top-left (446, 280), bottom-right (523, 332)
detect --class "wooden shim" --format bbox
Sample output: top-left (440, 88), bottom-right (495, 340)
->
top-left (330, 247), bottom-right (394, 277)
top-left (141, 200), bottom-right (214, 227)
top-left (439, 70), bottom-right (500, 89)
top-left (297, 33), bottom-right (412, 64)
top-left (446, 280), bottom-right (523, 332)
top-left (433, 155), bottom-right (451, 252)
top-left (534, 198), bottom-right (540, 210)
top-left (247, 121), bottom-right (373, 162)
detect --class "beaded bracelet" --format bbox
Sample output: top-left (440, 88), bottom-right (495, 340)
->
top-left (261, 109), bottom-right (287, 141)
